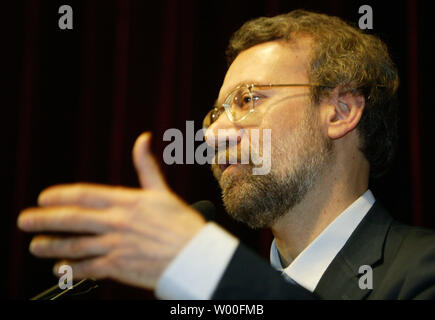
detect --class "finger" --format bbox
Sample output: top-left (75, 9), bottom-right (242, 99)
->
top-left (17, 206), bottom-right (117, 234)
top-left (54, 257), bottom-right (111, 280)
top-left (132, 132), bottom-right (169, 191)
top-left (29, 234), bottom-right (115, 259)
top-left (37, 183), bottom-right (142, 208)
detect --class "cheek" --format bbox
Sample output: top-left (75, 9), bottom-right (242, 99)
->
top-left (259, 103), bottom-right (302, 147)
top-left (258, 103), bottom-right (318, 173)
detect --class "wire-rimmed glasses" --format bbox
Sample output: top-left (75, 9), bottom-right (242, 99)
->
top-left (202, 83), bottom-right (333, 130)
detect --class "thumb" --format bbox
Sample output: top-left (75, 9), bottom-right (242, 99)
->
top-left (133, 132), bottom-right (169, 190)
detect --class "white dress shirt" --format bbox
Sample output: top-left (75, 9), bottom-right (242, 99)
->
top-left (270, 189), bottom-right (375, 292)
top-left (156, 190), bottom-right (375, 299)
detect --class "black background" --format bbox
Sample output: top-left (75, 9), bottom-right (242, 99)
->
top-left (2, 0), bottom-right (435, 299)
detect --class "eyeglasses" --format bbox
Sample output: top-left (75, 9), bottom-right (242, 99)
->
top-left (202, 83), bottom-right (333, 130)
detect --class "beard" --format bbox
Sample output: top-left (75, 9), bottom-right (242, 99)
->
top-left (211, 107), bottom-right (333, 229)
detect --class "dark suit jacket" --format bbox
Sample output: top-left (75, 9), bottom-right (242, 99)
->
top-left (212, 201), bottom-right (435, 299)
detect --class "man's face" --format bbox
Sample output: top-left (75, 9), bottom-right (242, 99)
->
top-left (206, 40), bottom-right (333, 229)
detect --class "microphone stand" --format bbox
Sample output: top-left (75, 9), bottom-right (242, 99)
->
top-left (31, 278), bottom-right (99, 300)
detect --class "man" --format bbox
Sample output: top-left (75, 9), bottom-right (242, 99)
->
top-left (17, 10), bottom-right (435, 299)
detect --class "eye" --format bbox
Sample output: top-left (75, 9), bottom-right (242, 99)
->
top-left (232, 89), bottom-right (265, 111)
top-left (233, 89), bottom-right (251, 109)
top-left (250, 93), bottom-right (263, 106)
top-left (252, 95), bottom-right (261, 103)
top-left (240, 93), bottom-right (257, 110)
top-left (242, 95), bottom-right (252, 104)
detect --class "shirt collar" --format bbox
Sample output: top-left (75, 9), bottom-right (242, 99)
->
top-left (270, 189), bottom-right (376, 292)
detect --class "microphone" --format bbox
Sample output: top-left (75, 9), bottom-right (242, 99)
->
top-left (191, 200), bottom-right (216, 221)
top-left (30, 200), bottom-right (216, 300)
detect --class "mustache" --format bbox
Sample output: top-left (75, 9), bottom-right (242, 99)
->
top-left (212, 146), bottom-right (256, 166)
top-left (210, 134), bottom-right (272, 176)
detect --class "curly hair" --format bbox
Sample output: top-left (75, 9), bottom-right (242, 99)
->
top-left (226, 10), bottom-right (399, 178)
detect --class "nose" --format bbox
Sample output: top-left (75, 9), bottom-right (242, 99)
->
top-left (204, 112), bottom-right (242, 150)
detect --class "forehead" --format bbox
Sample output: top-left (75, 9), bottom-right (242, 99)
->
top-left (220, 38), bottom-right (313, 97)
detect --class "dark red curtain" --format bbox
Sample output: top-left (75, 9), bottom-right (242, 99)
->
top-left (3, 0), bottom-right (434, 299)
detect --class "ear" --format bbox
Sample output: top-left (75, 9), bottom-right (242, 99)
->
top-left (322, 89), bottom-right (365, 140)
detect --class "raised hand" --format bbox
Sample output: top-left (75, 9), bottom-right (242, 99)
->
top-left (17, 132), bottom-right (206, 290)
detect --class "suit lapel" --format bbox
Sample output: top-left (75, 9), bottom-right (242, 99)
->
top-left (314, 202), bottom-right (393, 299)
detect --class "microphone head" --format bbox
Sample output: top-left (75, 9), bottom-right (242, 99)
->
top-left (191, 200), bottom-right (216, 221)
